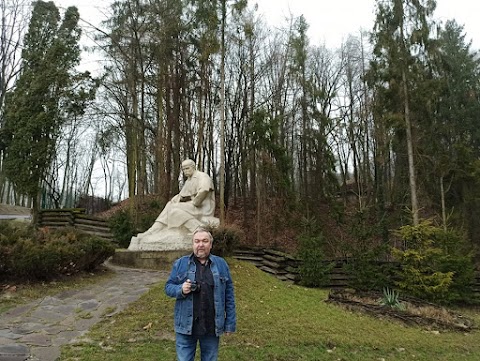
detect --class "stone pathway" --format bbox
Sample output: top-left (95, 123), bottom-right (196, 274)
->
top-left (0, 262), bottom-right (168, 361)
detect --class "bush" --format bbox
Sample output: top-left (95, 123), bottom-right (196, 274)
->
top-left (297, 217), bottom-right (334, 287)
top-left (137, 199), bottom-right (164, 231)
top-left (108, 209), bottom-right (137, 248)
top-left (107, 198), bottom-right (165, 248)
top-left (342, 211), bottom-right (394, 291)
top-left (0, 222), bottom-right (115, 281)
top-left (209, 225), bottom-right (243, 257)
top-left (343, 246), bottom-right (395, 291)
top-left (392, 220), bottom-right (476, 304)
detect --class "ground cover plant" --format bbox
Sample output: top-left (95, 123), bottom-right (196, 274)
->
top-left (0, 221), bottom-right (115, 281)
top-left (59, 259), bottom-right (480, 361)
top-left (0, 220), bottom-right (116, 314)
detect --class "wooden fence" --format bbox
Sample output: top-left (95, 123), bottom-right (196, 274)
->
top-left (233, 248), bottom-right (480, 296)
top-left (38, 209), bottom-right (114, 242)
top-left (233, 248), bottom-right (349, 287)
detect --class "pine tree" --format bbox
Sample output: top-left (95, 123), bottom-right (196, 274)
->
top-left (368, 0), bottom-right (437, 225)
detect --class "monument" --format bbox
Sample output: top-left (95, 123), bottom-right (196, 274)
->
top-left (127, 159), bottom-right (219, 252)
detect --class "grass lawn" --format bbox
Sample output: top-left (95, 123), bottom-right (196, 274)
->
top-left (59, 259), bottom-right (480, 361)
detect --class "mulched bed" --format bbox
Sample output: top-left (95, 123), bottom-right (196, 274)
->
top-left (326, 289), bottom-right (475, 332)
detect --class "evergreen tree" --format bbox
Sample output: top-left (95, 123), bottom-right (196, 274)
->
top-left (427, 20), bottom-right (480, 238)
top-left (367, 0), bottom-right (437, 225)
top-left (1, 1), bottom-right (95, 221)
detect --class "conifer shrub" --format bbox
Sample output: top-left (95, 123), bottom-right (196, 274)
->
top-left (392, 220), bottom-right (476, 304)
top-left (298, 217), bottom-right (335, 287)
top-left (343, 246), bottom-right (395, 291)
top-left (0, 221), bottom-right (115, 281)
top-left (208, 224), bottom-right (243, 257)
top-left (342, 210), bottom-right (395, 291)
top-left (108, 209), bottom-right (137, 248)
top-left (137, 199), bottom-right (164, 231)
top-left (108, 198), bottom-right (164, 248)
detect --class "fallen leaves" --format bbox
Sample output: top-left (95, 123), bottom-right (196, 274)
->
top-left (143, 322), bottom-right (153, 330)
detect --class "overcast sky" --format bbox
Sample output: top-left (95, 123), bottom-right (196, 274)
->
top-left (255, 0), bottom-right (479, 49)
top-left (53, 0), bottom-right (479, 49)
top-left (53, 0), bottom-right (479, 72)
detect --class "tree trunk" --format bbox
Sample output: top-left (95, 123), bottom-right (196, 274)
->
top-left (402, 67), bottom-right (419, 226)
top-left (219, 0), bottom-right (226, 226)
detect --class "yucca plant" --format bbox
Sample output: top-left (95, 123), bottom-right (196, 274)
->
top-left (380, 287), bottom-right (405, 311)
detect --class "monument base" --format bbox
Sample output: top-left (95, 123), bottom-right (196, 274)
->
top-left (127, 229), bottom-right (192, 251)
top-left (111, 229), bottom-right (193, 270)
top-left (111, 249), bottom-right (191, 270)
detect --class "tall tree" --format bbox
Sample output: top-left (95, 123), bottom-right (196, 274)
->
top-left (0, 0), bottom-right (30, 202)
top-left (427, 20), bottom-right (480, 236)
top-left (218, 0), bottom-right (247, 225)
top-left (1, 1), bottom-right (94, 222)
top-left (368, 0), bottom-right (437, 226)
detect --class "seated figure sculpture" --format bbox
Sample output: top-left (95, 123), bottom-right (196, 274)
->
top-left (128, 159), bottom-right (219, 251)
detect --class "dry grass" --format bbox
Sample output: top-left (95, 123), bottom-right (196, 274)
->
top-left (327, 289), bottom-right (475, 331)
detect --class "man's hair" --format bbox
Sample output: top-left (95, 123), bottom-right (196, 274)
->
top-left (192, 227), bottom-right (213, 243)
top-left (182, 159), bottom-right (196, 168)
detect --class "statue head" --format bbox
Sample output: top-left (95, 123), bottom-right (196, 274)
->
top-left (181, 159), bottom-right (196, 178)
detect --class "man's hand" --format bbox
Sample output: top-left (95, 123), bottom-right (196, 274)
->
top-left (182, 279), bottom-right (192, 295)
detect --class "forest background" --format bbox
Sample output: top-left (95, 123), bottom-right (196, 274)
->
top-left (1, 0), bottom-right (480, 258)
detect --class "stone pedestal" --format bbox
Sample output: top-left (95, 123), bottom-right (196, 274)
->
top-left (115, 219), bottom-right (204, 270)
top-left (127, 230), bottom-right (192, 251)
top-left (112, 228), bottom-right (194, 270)
top-left (111, 249), bottom-right (190, 270)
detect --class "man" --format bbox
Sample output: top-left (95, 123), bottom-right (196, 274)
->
top-left (165, 228), bottom-right (236, 361)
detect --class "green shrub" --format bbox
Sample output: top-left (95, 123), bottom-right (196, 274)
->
top-left (0, 224), bottom-right (115, 281)
top-left (108, 199), bottom-right (165, 248)
top-left (297, 217), bottom-right (334, 287)
top-left (209, 225), bottom-right (243, 257)
top-left (108, 209), bottom-right (137, 248)
top-left (0, 221), bottom-right (35, 274)
top-left (342, 210), bottom-right (394, 291)
top-left (343, 246), bottom-right (395, 291)
top-left (137, 199), bottom-right (164, 231)
top-left (392, 220), bottom-right (476, 304)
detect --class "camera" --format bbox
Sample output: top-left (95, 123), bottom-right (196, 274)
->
top-left (190, 281), bottom-right (200, 292)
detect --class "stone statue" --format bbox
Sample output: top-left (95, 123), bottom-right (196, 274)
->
top-left (128, 159), bottom-right (219, 251)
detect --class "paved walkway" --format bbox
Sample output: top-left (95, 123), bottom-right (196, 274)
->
top-left (0, 262), bottom-right (168, 361)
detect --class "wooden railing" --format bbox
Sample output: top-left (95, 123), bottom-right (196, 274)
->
top-left (233, 248), bottom-right (351, 287)
top-left (38, 209), bottom-right (114, 242)
top-left (233, 248), bottom-right (301, 283)
top-left (234, 248), bottom-right (480, 297)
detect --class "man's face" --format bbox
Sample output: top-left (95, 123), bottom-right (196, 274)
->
top-left (182, 164), bottom-right (195, 178)
top-left (193, 231), bottom-right (212, 260)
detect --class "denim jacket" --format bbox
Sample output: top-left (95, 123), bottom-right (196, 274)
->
top-left (165, 254), bottom-right (236, 336)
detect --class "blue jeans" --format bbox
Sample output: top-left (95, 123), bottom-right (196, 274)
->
top-left (175, 333), bottom-right (219, 361)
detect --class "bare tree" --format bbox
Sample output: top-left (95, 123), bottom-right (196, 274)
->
top-left (0, 0), bottom-right (30, 203)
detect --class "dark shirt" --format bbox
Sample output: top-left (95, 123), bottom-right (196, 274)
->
top-left (192, 256), bottom-right (215, 336)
